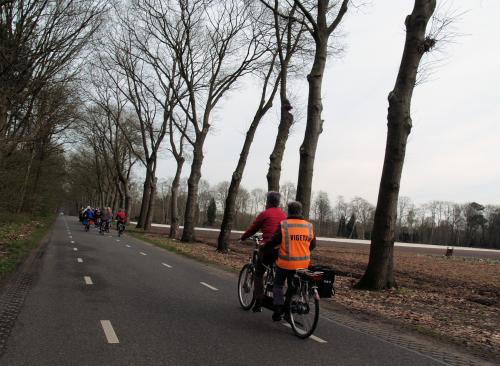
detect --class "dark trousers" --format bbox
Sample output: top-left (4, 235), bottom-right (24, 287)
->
top-left (254, 248), bottom-right (277, 300)
top-left (272, 267), bottom-right (295, 306)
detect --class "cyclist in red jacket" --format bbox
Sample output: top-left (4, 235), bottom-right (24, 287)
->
top-left (115, 208), bottom-right (127, 230)
top-left (240, 191), bottom-right (286, 312)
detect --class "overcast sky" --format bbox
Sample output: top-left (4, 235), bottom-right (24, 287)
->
top-left (157, 0), bottom-right (500, 206)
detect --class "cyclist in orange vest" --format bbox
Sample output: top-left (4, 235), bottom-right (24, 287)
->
top-left (261, 201), bottom-right (316, 321)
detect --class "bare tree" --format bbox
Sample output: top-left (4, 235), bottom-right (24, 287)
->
top-left (250, 188), bottom-right (266, 215)
top-left (260, 1), bottom-right (309, 191)
top-left (280, 181), bottom-right (297, 208)
top-left (312, 190), bottom-right (332, 235)
top-left (350, 196), bottom-right (375, 240)
top-left (153, 0), bottom-right (269, 242)
top-left (290, 0), bottom-right (350, 218)
top-left (396, 196), bottom-right (412, 239)
top-left (167, 113), bottom-right (189, 238)
top-left (357, 0), bottom-right (437, 290)
top-left (104, 4), bottom-right (183, 230)
top-left (217, 24), bottom-right (280, 252)
top-left (0, 0), bottom-right (106, 156)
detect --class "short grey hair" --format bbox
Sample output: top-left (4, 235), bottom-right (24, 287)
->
top-left (266, 191), bottom-right (281, 208)
top-left (287, 201), bottom-right (303, 216)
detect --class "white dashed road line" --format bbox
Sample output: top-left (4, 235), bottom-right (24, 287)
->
top-left (100, 320), bottom-right (119, 344)
top-left (126, 245), bottom-right (131, 248)
top-left (84, 276), bottom-right (93, 285)
top-left (281, 323), bottom-right (327, 343)
top-left (116, 239), bottom-right (120, 242)
top-left (200, 282), bottom-right (218, 291)
top-left (77, 258), bottom-right (83, 263)
top-left (161, 263), bottom-right (172, 268)
top-left (73, 247), bottom-right (78, 251)
top-left (70, 240), bottom-right (75, 244)
top-left (139, 252), bottom-right (147, 256)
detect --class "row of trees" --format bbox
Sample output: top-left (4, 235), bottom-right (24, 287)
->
top-left (3, 0), bottom-right (455, 290)
top-left (111, 176), bottom-right (500, 249)
top-left (65, 0), bottom-right (352, 250)
top-left (0, 0), bottom-right (106, 215)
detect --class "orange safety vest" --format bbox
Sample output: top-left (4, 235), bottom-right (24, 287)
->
top-left (276, 219), bottom-right (314, 270)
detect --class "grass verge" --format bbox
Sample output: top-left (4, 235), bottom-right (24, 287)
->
top-left (0, 214), bottom-right (55, 282)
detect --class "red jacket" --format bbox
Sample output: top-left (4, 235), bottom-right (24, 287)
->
top-left (116, 211), bottom-right (127, 222)
top-left (240, 207), bottom-right (286, 244)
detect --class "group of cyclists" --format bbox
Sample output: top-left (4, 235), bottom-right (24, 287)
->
top-left (239, 191), bottom-right (316, 322)
top-left (79, 206), bottom-right (128, 234)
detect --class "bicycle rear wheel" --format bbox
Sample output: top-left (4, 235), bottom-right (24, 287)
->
top-left (237, 264), bottom-right (255, 310)
top-left (288, 288), bottom-right (319, 339)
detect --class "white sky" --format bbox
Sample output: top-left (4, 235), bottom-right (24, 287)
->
top-left (157, 0), bottom-right (500, 206)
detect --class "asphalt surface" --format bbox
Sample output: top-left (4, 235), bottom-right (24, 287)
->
top-left (1, 217), bottom-right (450, 366)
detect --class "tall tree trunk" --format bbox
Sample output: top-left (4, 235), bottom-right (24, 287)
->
top-left (267, 83), bottom-right (293, 191)
top-left (181, 139), bottom-right (206, 242)
top-left (169, 158), bottom-right (184, 238)
top-left (218, 109), bottom-right (270, 252)
top-left (111, 188), bottom-right (119, 213)
top-left (137, 161), bottom-right (154, 229)
top-left (124, 183), bottom-right (131, 218)
top-left (295, 40), bottom-right (327, 218)
top-left (17, 147), bottom-right (36, 213)
top-left (116, 179), bottom-right (125, 209)
top-left (144, 176), bottom-right (157, 230)
top-left (0, 93), bottom-right (8, 139)
top-left (357, 0), bottom-right (436, 290)
top-left (28, 143), bottom-right (46, 212)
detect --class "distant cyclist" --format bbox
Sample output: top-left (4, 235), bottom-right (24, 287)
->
top-left (100, 207), bottom-right (112, 233)
top-left (82, 206), bottom-right (94, 230)
top-left (239, 192), bottom-right (286, 312)
top-left (94, 207), bottom-right (101, 227)
top-left (115, 208), bottom-right (127, 231)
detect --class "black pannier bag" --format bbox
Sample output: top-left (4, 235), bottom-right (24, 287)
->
top-left (308, 265), bottom-right (335, 298)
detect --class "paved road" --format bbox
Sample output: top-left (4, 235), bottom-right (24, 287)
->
top-left (143, 223), bottom-right (500, 260)
top-left (1, 217), bottom-right (453, 365)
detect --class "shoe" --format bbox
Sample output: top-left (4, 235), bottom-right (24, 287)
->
top-left (252, 299), bottom-right (262, 313)
top-left (283, 312), bottom-right (291, 324)
top-left (272, 305), bottom-right (283, 321)
top-left (272, 311), bottom-right (282, 322)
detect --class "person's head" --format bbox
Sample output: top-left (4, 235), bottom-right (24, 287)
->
top-left (287, 201), bottom-right (303, 217)
top-left (119, 208), bottom-right (124, 212)
top-left (265, 191), bottom-right (281, 208)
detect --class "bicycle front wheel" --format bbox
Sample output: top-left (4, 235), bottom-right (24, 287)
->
top-left (237, 264), bottom-right (255, 310)
top-left (288, 288), bottom-right (319, 339)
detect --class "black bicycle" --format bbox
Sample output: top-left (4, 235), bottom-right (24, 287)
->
top-left (237, 235), bottom-right (275, 310)
top-left (237, 236), bottom-right (323, 339)
top-left (99, 220), bottom-right (110, 235)
top-left (117, 221), bottom-right (125, 237)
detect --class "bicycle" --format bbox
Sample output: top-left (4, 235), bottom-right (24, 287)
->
top-left (84, 218), bottom-right (93, 232)
top-left (237, 235), bottom-right (275, 310)
top-left (237, 235), bottom-right (323, 339)
top-left (99, 220), bottom-right (110, 235)
top-left (286, 268), bottom-right (323, 338)
top-left (117, 220), bottom-right (125, 237)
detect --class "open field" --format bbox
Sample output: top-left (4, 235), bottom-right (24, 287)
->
top-left (130, 227), bottom-right (500, 363)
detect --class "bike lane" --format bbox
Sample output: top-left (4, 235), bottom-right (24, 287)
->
top-left (1, 217), bottom-right (450, 366)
